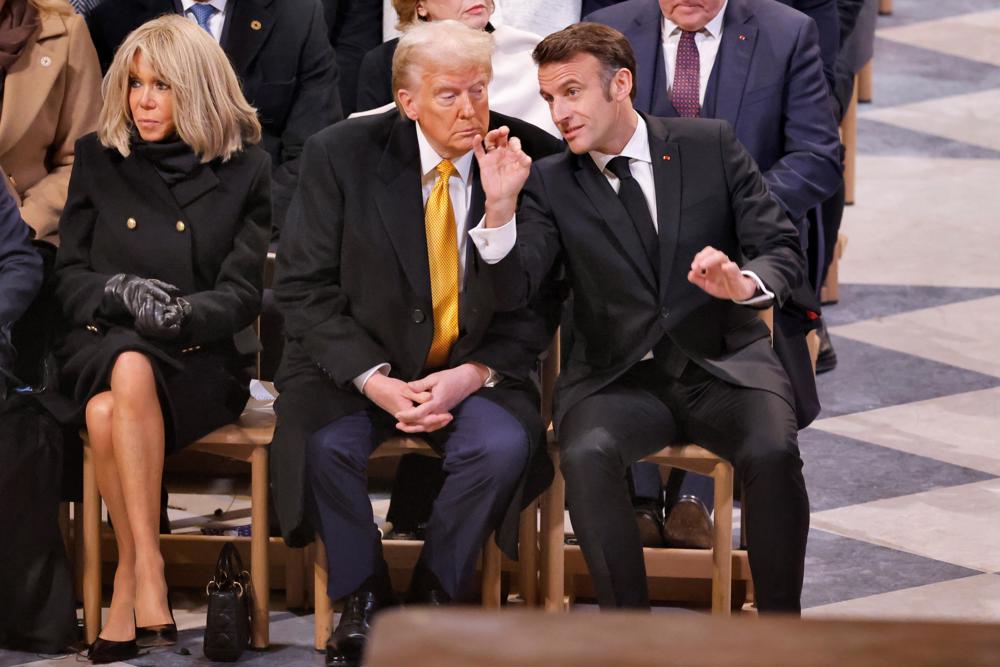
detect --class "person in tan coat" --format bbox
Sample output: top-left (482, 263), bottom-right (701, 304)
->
top-left (0, 0), bottom-right (101, 246)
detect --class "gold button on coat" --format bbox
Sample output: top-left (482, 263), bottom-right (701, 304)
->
top-left (250, 19), bottom-right (262, 30)
top-left (126, 217), bottom-right (137, 229)
top-left (176, 221), bottom-right (186, 232)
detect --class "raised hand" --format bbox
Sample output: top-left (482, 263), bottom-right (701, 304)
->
top-left (473, 126), bottom-right (532, 227)
top-left (687, 246), bottom-right (757, 301)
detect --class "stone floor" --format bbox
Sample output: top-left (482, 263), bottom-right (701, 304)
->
top-left (5, 0), bottom-right (1000, 664)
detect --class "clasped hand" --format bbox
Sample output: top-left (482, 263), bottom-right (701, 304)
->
top-left (103, 273), bottom-right (191, 340)
top-left (363, 364), bottom-right (489, 433)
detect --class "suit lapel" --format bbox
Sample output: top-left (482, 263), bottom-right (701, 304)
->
top-left (646, 117), bottom-right (683, 294)
top-left (223, 0), bottom-right (276, 75)
top-left (171, 165), bottom-right (220, 209)
top-left (0, 16), bottom-right (66, 157)
top-left (574, 154), bottom-right (657, 292)
top-left (375, 117), bottom-right (432, 301)
top-left (713, 0), bottom-right (757, 128)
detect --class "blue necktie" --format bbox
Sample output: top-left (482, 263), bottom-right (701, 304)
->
top-left (190, 3), bottom-right (217, 34)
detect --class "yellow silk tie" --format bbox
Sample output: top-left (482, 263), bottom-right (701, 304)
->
top-left (424, 159), bottom-right (460, 368)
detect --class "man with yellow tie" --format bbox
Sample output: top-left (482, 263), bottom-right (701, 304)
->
top-left (271, 19), bottom-right (562, 667)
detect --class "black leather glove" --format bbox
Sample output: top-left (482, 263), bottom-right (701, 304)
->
top-left (101, 274), bottom-right (180, 320)
top-left (134, 296), bottom-right (191, 340)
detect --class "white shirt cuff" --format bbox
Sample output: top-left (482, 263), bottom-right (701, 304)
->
top-left (353, 363), bottom-right (390, 394)
top-left (733, 270), bottom-right (775, 306)
top-left (469, 215), bottom-right (517, 264)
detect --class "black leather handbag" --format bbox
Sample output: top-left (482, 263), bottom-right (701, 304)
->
top-left (203, 543), bottom-right (251, 662)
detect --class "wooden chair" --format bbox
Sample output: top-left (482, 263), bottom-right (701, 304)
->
top-left (81, 405), bottom-right (277, 648)
top-left (842, 75), bottom-right (858, 205)
top-left (821, 234), bottom-right (848, 305)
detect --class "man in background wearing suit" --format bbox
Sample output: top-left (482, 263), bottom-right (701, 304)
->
top-left (271, 20), bottom-right (561, 667)
top-left (586, 0), bottom-right (841, 543)
top-left (473, 22), bottom-right (810, 612)
top-left (86, 0), bottom-right (342, 237)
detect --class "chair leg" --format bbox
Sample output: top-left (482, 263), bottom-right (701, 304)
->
top-left (286, 546), bottom-right (305, 610)
top-left (858, 59), bottom-right (873, 103)
top-left (250, 446), bottom-right (269, 649)
top-left (518, 500), bottom-right (539, 606)
top-left (539, 449), bottom-right (565, 612)
top-left (314, 535), bottom-right (333, 652)
top-left (481, 536), bottom-right (503, 609)
top-left (82, 439), bottom-right (102, 644)
top-left (711, 461), bottom-right (733, 615)
top-left (843, 77), bottom-right (858, 205)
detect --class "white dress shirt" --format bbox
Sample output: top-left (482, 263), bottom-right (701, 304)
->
top-left (661, 1), bottom-right (727, 105)
top-left (353, 123), bottom-right (477, 392)
top-left (181, 0), bottom-right (228, 42)
top-left (470, 111), bottom-right (775, 340)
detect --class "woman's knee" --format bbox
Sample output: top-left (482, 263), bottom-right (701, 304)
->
top-left (85, 392), bottom-right (115, 451)
top-left (110, 351), bottom-right (156, 395)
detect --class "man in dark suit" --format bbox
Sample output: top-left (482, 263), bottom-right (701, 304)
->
top-left (320, 0), bottom-right (382, 115)
top-left (474, 22), bottom-right (810, 612)
top-left (271, 20), bottom-right (561, 666)
top-left (86, 0), bottom-right (342, 236)
top-left (586, 0), bottom-right (840, 538)
top-left (0, 179), bottom-right (43, 396)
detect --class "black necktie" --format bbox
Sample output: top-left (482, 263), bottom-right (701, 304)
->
top-left (606, 156), bottom-right (659, 277)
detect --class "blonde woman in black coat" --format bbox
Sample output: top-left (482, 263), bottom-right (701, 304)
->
top-left (54, 15), bottom-right (269, 664)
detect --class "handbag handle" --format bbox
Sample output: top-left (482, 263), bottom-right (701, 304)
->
top-left (208, 543), bottom-right (249, 593)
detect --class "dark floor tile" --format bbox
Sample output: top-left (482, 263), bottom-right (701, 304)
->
top-left (799, 428), bottom-right (995, 512)
top-left (857, 118), bottom-right (1000, 159)
top-left (822, 284), bottom-right (1000, 327)
top-left (869, 37), bottom-right (1000, 108)
top-left (802, 528), bottom-right (982, 608)
top-left (815, 336), bottom-right (1000, 418)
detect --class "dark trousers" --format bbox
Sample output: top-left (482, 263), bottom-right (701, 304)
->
top-left (560, 361), bottom-right (810, 613)
top-left (307, 395), bottom-right (528, 602)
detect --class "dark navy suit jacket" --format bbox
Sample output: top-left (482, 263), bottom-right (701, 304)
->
top-left (586, 0), bottom-right (841, 223)
top-left (0, 183), bottom-right (43, 375)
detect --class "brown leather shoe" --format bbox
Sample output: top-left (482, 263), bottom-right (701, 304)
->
top-left (634, 504), bottom-right (666, 548)
top-left (663, 495), bottom-right (714, 549)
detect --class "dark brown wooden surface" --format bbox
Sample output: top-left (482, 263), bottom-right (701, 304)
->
top-left (367, 608), bottom-right (1000, 667)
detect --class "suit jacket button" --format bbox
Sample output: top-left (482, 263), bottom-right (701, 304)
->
top-left (126, 217), bottom-right (137, 229)
top-left (660, 307), bottom-right (670, 319)
top-left (176, 221), bottom-right (186, 232)
top-left (411, 308), bottom-right (425, 323)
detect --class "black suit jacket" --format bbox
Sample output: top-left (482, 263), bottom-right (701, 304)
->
top-left (87, 0), bottom-right (342, 234)
top-left (321, 0), bottom-right (381, 115)
top-left (270, 109), bottom-right (564, 548)
top-left (355, 37), bottom-right (396, 112)
top-left (488, 115), bottom-right (804, 430)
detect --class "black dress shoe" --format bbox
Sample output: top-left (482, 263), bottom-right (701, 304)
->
top-left (328, 573), bottom-right (394, 664)
top-left (407, 560), bottom-right (452, 606)
top-left (663, 495), bottom-right (714, 549)
top-left (634, 503), bottom-right (666, 548)
top-left (136, 592), bottom-right (177, 647)
top-left (816, 322), bottom-right (837, 374)
top-left (87, 636), bottom-right (139, 664)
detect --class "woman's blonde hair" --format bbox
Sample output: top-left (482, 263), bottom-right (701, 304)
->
top-left (28, 0), bottom-right (73, 16)
top-left (98, 15), bottom-right (261, 162)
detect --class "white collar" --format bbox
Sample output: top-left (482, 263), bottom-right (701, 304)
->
top-left (181, 0), bottom-right (228, 15)
top-left (662, 0), bottom-right (727, 39)
top-left (589, 110), bottom-right (651, 174)
top-left (415, 121), bottom-right (474, 184)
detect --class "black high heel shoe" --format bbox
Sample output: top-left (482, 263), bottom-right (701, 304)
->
top-left (136, 594), bottom-right (177, 647)
top-left (88, 636), bottom-right (139, 664)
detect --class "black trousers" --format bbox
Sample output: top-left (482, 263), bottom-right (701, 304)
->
top-left (559, 360), bottom-right (810, 613)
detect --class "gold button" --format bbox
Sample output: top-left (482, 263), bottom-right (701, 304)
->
top-left (176, 221), bottom-right (186, 232)
top-left (250, 19), bottom-right (262, 30)
top-left (126, 217), bottom-right (137, 229)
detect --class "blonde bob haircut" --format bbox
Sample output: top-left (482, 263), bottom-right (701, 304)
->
top-left (98, 15), bottom-right (261, 162)
top-left (391, 20), bottom-right (493, 114)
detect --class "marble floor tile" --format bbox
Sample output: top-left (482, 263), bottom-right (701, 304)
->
top-left (805, 573), bottom-right (1000, 622)
top-left (839, 157), bottom-right (1000, 289)
top-left (802, 529), bottom-right (982, 609)
top-left (875, 0), bottom-right (1000, 29)
top-left (823, 284), bottom-right (1000, 327)
top-left (813, 387), bottom-right (1000, 476)
top-left (857, 117), bottom-right (1000, 159)
top-left (811, 478), bottom-right (1000, 573)
top-left (861, 88), bottom-right (1000, 153)
top-left (814, 336), bottom-right (1000, 418)
top-left (876, 9), bottom-right (1000, 67)
top-left (799, 428), bottom-right (994, 512)
top-left (830, 295), bottom-right (1000, 378)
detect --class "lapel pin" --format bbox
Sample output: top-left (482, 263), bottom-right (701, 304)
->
top-left (663, 155), bottom-right (671, 161)
top-left (250, 19), bottom-right (262, 30)
top-left (40, 56), bottom-right (52, 67)
top-left (738, 33), bottom-right (747, 41)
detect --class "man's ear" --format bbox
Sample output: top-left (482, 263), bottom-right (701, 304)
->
top-left (612, 67), bottom-right (634, 103)
top-left (397, 88), bottom-right (420, 121)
